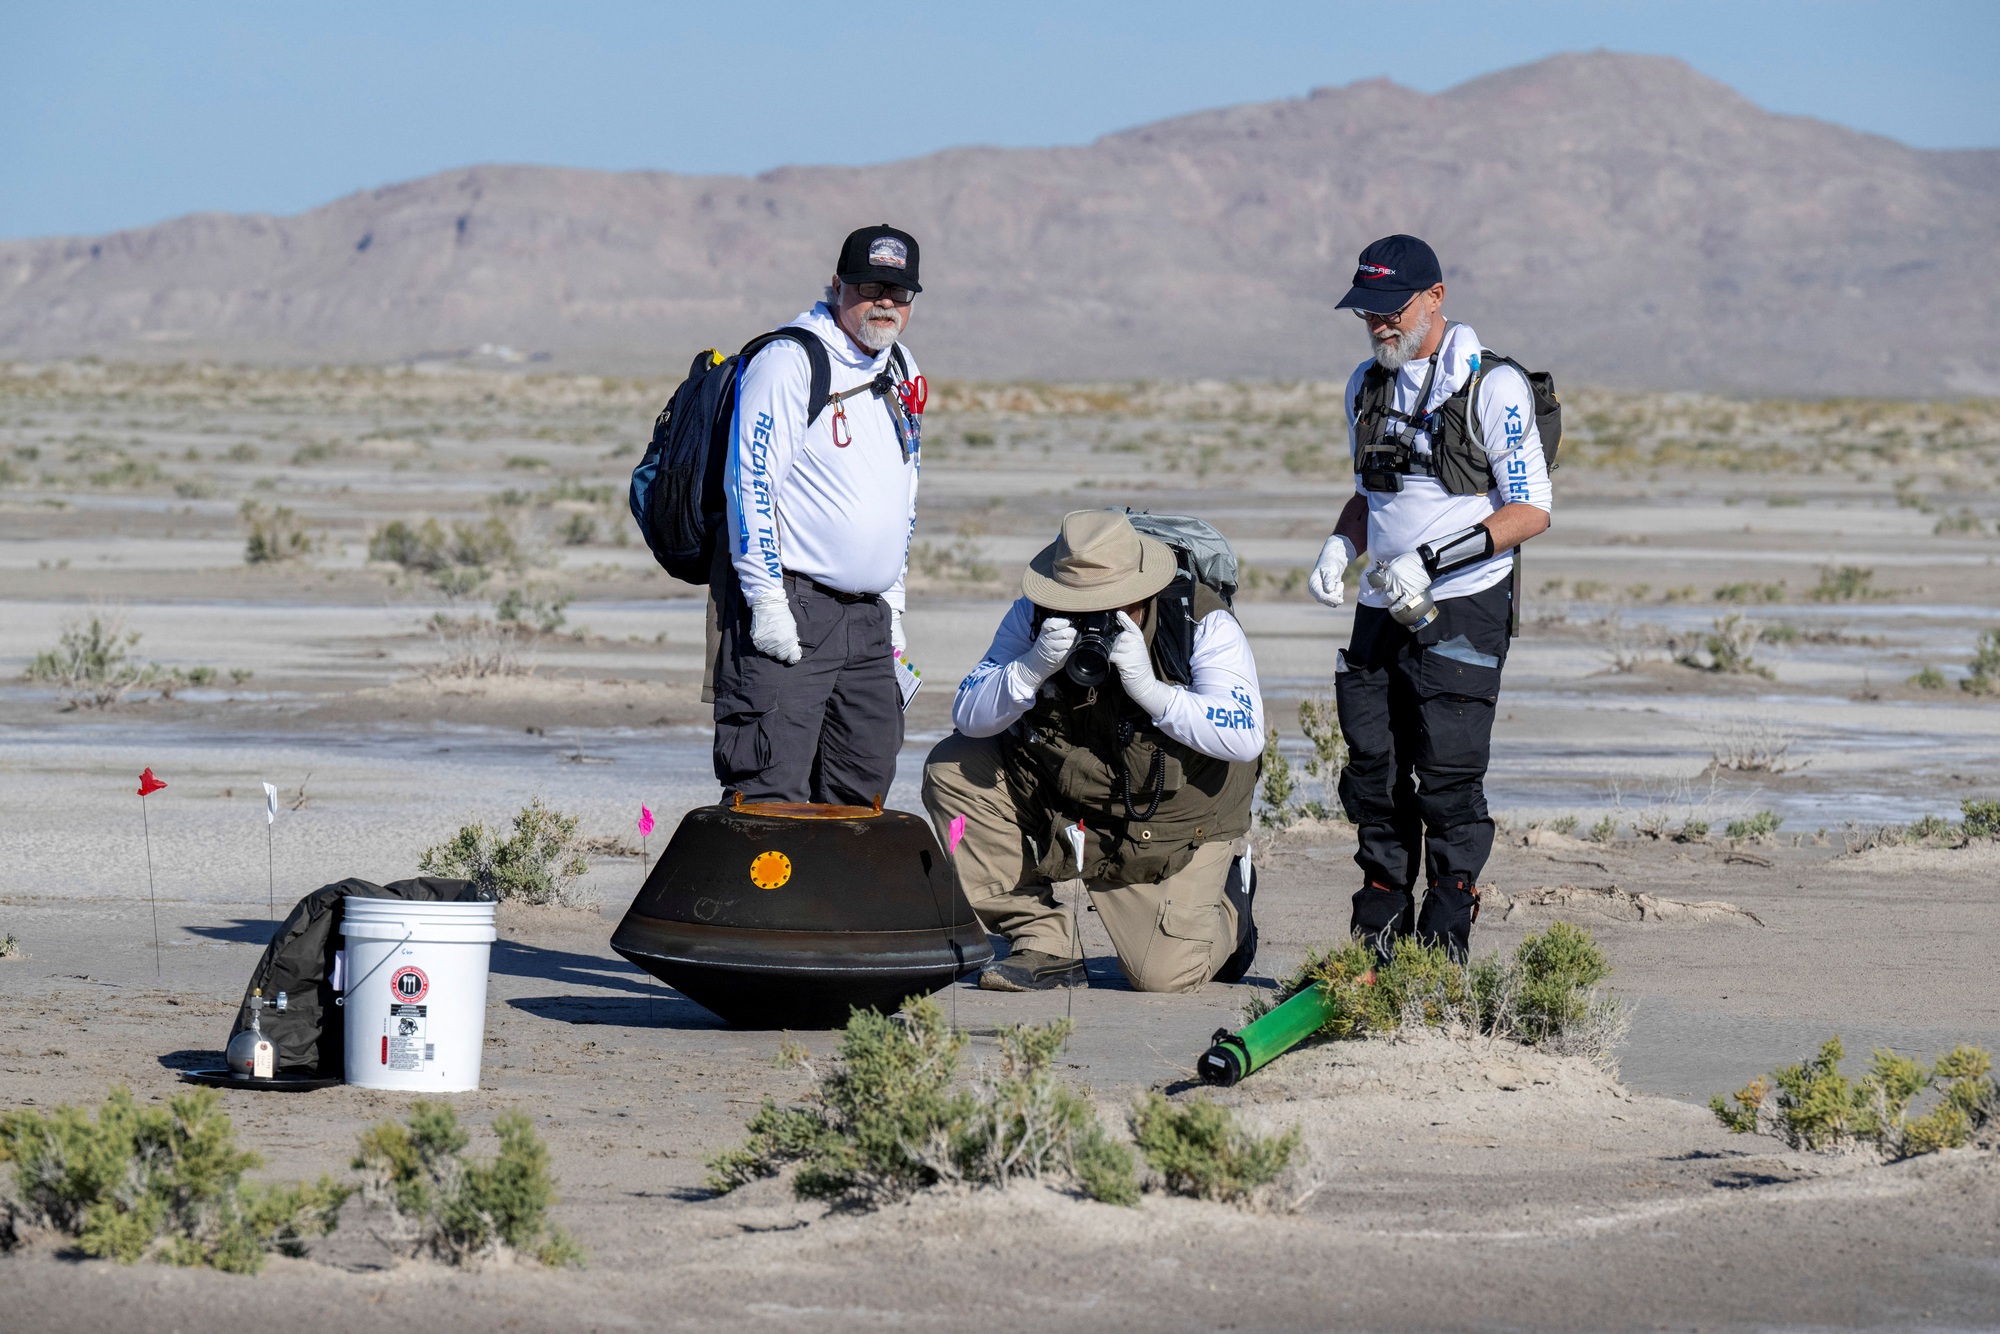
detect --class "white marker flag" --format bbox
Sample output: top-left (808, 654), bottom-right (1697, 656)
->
top-left (263, 782), bottom-right (278, 825)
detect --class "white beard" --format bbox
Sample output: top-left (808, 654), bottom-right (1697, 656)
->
top-left (854, 308), bottom-right (903, 352)
top-left (1371, 307), bottom-right (1433, 371)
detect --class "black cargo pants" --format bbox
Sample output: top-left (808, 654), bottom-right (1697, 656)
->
top-left (1335, 578), bottom-right (1511, 962)
top-left (712, 570), bottom-right (903, 806)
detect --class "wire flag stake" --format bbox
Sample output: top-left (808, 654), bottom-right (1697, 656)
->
top-left (137, 768), bottom-right (167, 977)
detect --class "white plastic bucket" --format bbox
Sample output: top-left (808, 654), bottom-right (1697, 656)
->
top-left (341, 896), bottom-right (497, 1092)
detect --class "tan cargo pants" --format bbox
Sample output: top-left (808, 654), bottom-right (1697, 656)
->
top-left (921, 731), bottom-right (1241, 994)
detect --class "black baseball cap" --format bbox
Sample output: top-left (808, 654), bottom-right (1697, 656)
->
top-left (835, 224), bottom-right (922, 294)
top-left (1335, 234), bottom-right (1442, 314)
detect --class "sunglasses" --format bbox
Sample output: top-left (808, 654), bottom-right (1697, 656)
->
top-left (1353, 293), bottom-right (1425, 326)
top-left (849, 282), bottom-right (915, 304)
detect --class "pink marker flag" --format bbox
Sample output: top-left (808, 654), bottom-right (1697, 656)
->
top-left (638, 805), bottom-right (655, 838)
top-left (946, 814), bottom-right (966, 855)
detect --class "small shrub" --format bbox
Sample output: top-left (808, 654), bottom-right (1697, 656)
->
top-left (0, 933), bottom-right (18, 958)
top-left (423, 612), bottom-right (532, 678)
top-left (24, 614), bottom-right (162, 709)
top-left (241, 500), bottom-right (314, 564)
top-left (353, 1103), bottom-right (580, 1268)
top-left (1935, 508), bottom-right (1986, 536)
top-left (1258, 726), bottom-right (1298, 827)
top-left (558, 512), bottom-right (597, 546)
top-left (1296, 690), bottom-right (1346, 786)
top-left (1905, 814), bottom-right (1954, 843)
top-left (1548, 815), bottom-right (1579, 835)
top-left (369, 516), bottom-right (524, 578)
top-left (704, 999), bottom-right (1135, 1208)
top-left (1711, 1038), bottom-right (1996, 1159)
top-left (370, 518), bottom-right (452, 572)
top-left (1707, 719), bottom-right (1799, 773)
top-left (1586, 815), bottom-right (1618, 844)
top-left (1673, 819), bottom-right (1709, 843)
top-left (1910, 665), bottom-right (1948, 690)
top-left (1676, 614), bottom-right (1772, 678)
top-left (1725, 810), bottom-right (1783, 840)
top-left (1713, 581), bottom-right (1785, 604)
top-left (0, 1086), bottom-right (346, 1273)
top-left (1128, 1094), bottom-right (1298, 1203)
top-left (1962, 630), bottom-right (2000, 695)
top-left (417, 797), bottom-right (590, 906)
top-left (1810, 565), bottom-right (1887, 603)
top-left (1248, 924), bottom-right (1623, 1067)
top-left (495, 585), bottom-right (571, 634)
top-left (1961, 799), bottom-right (2000, 840)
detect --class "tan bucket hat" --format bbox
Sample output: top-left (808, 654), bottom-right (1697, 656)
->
top-left (1021, 510), bottom-right (1177, 613)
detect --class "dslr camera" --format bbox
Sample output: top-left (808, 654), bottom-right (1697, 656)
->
top-left (1033, 607), bottom-right (1121, 688)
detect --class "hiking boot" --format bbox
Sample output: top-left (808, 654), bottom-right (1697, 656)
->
top-left (978, 949), bottom-right (1086, 991)
top-left (1212, 859), bottom-right (1258, 985)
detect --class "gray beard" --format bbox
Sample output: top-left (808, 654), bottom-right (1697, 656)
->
top-left (854, 310), bottom-right (903, 352)
top-left (1371, 308), bottom-right (1433, 371)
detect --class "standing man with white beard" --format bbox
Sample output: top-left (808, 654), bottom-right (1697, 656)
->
top-left (714, 224), bottom-right (926, 806)
top-left (1305, 235), bottom-right (1553, 965)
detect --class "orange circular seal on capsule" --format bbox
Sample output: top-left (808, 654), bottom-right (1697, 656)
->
top-left (749, 850), bottom-right (792, 890)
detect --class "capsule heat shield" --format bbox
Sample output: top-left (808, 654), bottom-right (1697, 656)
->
top-left (609, 802), bottom-right (993, 1028)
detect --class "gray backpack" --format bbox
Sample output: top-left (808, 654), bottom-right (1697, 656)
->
top-left (1119, 509), bottom-right (1239, 606)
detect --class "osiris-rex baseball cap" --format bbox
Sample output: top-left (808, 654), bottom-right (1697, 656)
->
top-left (836, 224), bottom-right (923, 294)
top-left (1335, 234), bottom-right (1443, 314)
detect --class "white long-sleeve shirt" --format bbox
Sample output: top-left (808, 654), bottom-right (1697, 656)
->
top-left (725, 302), bottom-right (921, 612)
top-left (953, 597), bottom-right (1265, 764)
top-left (1344, 321), bottom-right (1553, 607)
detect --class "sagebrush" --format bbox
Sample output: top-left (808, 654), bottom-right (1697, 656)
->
top-left (705, 998), bottom-right (1137, 1208)
top-left (1245, 922), bottom-right (1626, 1069)
top-left (353, 1102), bottom-right (581, 1268)
top-left (1711, 1037), bottom-right (1996, 1159)
top-left (1129, 1094), bottom-right (1299, 1203)
top-left (0, 1086), bottom-right (346, 1272)
top-left (418, 797), bottom-right (590, 905)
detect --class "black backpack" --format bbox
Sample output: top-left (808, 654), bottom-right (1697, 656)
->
top-left (628, 330), bottom-right (831, 585)
top-left (628, 330), bottom-right (913, 585)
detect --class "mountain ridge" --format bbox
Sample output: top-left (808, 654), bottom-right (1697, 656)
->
top-left (3, 51), bottom-right (1995, 394)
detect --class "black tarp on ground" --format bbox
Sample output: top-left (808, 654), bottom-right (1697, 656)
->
top-left (228, 876), bottom-right (485, 1077)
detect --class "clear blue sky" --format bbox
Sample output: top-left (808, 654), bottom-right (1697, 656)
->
top-left (3, 0), bottom-right (1995, 240)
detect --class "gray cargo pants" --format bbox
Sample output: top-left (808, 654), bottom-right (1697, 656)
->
top-left (712, 570), bottom-right (903, 805)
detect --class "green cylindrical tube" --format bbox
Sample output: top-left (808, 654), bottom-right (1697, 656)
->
top-left (1197, 983), bottom-right (1338, 1086)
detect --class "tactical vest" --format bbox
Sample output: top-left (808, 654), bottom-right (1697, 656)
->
top-left (1001, 581), bottom-right (1259, 886)
top-left (1352, 335), bottom-right (1561, 496)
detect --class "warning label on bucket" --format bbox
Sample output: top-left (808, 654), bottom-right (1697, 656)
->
top-left (391, 966), bottom-right (429, 1003)
top-left (387, 1003), bottom-right (429, 1071)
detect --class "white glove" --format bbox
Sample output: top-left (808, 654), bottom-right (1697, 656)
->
top-left (749, 591), bottom-right (802, 664)
top-left (1371, 551), bottom-right (1433, 608)
top-left (890, 609), bottom-right (906, 657)
top-left (1109, 611), bottom-right (1176, 718)
top-left (1307, 534), bottom-right (1358, 608)
top-left (1013, 616), bottom-right (1076, 688)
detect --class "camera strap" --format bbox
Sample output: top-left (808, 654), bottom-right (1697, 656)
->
top-left (1357, 333), bottom-right (1447, 487)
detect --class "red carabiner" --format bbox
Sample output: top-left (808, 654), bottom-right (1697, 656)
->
top-left (900, 374), bottom-right (928, 416)
top-left (830, 401), bottom-right (852, 447)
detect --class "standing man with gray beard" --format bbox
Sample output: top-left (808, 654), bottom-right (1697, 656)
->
top-left (1305, 235), bottom-right (1553, 964)
top-left (714, 225), bottom-right (926, 806)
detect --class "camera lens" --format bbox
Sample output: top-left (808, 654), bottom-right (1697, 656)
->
top-left (1065, 644), bottom-right (1110, 687)
top-left (1062, 611), bottom-right (1117, 687)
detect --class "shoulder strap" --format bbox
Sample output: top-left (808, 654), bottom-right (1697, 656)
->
top-left (1464, 350), bottom-right (1527, 451)
top-left (888, 344), bottom-right (910, 383)
top-left (737, 328), bottom-right (833, 424)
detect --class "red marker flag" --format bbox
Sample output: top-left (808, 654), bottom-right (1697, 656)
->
top-left (137, 768), bottom-right (167, 796)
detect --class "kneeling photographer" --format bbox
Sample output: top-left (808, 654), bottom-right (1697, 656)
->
top-left (923, 510), bottom-right (1264, 993)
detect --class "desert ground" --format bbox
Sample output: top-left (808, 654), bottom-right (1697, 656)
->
top-left (2, 362), bottom-right (1999, 1330)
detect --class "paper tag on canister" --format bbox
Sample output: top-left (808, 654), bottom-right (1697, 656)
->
top-left (252, 1040), bottom-right (274, 1079)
